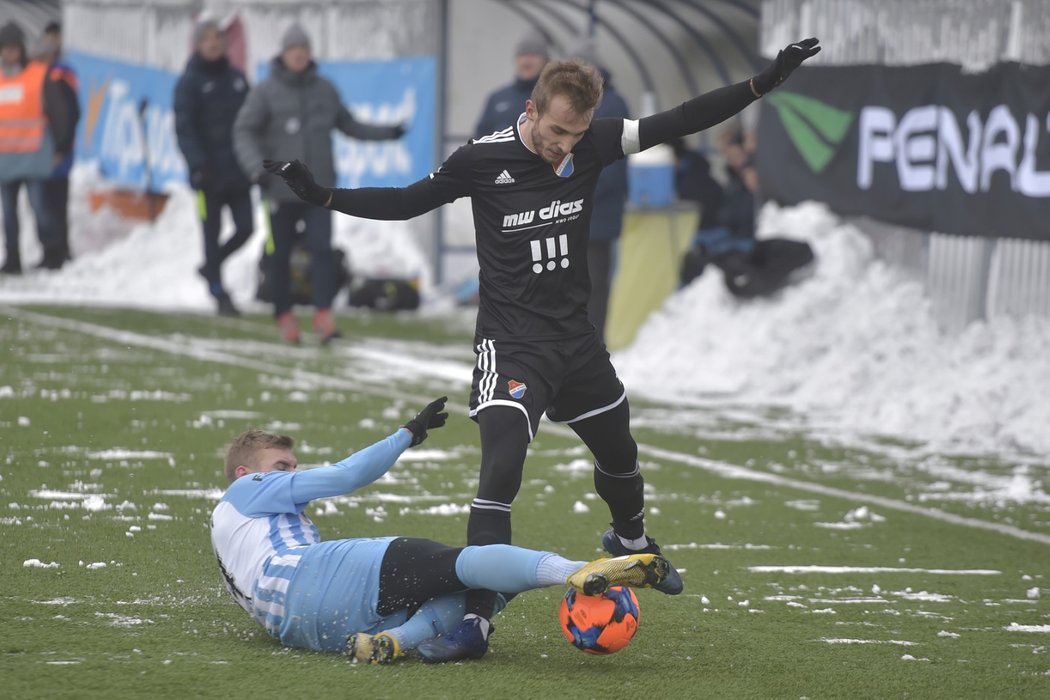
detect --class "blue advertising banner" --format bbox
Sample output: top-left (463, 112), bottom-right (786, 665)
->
top-left (256, 57), bottom-right (436, 189)
top-left (67, 51), bottom-right (436, 192)
top-left (67, 51), bottom-right (186, 191)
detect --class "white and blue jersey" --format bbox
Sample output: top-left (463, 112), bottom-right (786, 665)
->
top-left (210, 429), bottom-right (413, 651)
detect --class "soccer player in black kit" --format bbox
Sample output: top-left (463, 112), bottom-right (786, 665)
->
top-left (265, 37), bottom-right (820, 663)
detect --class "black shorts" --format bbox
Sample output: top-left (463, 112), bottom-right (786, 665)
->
top-left (377, 537), bottom-right (463, 616)
top-left (468, 330), bottom-right (627, 441)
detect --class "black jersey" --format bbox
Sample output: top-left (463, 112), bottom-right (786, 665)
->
top-left (434, 117), bottom-right (628, 339)
top-left (327, 80), bottom-right (758, 339)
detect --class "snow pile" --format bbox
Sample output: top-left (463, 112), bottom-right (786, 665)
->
top-left (617, 201), bottom-right (1050, 458)
top-left (0, 165), bottom-right (430, 310)
top-left (3, 166), bottom-right (1049, 459)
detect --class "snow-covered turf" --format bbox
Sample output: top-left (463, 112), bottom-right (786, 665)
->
top-left (2, 171), bottom-right (1049, 696)
top-left (3, 168), bottom-right (1048, 460)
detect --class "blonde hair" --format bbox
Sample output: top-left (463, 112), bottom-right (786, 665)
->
top-left (531, 59), bottom-right (604, 117)
top-left (224, 430), bottom-right (294, 483)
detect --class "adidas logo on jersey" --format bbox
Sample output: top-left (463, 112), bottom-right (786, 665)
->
top-left (494, 170), bottom-right (515, 184)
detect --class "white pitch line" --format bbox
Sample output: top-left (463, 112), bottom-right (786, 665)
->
top-left (749, 565), bottom-right (1001, 575)
top-left (634, 442), bottom-right (1050, 546)
top-left (9, 306), bottom-right (1050, 548)
top-left (3, 306), bottom-right (426, 402)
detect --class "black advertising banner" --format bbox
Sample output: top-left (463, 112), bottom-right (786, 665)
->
top-left (757, 63), bottom-right (1050, 241)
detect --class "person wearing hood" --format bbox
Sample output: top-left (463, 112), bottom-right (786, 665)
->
top-left (0, 20), bottom-right (63, 274)
top-left (233, 24), bottom-right (407, 344)
top-left (473, 30), bottom-right (549, 139)
top-left (569, 39), bottom-right (630, 344)
top-left (174, 17), bottom-right (253, 316)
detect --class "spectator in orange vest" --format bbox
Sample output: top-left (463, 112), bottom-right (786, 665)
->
top-left (0, 20), bottom-right (71, 273)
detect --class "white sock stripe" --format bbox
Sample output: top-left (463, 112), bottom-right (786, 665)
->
top-left (594, 459), bottom-right (641, 478)
top-left (472, 497), bottom-right (512, 508)
top-left (471, 498), bottom-right (512, 512)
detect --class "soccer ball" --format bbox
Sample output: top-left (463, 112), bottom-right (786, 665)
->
top-left (558, 585), bottom-right (640, 655)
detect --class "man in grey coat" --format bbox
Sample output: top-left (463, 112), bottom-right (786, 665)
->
top-left (234, 24), bottom-right (405, 344)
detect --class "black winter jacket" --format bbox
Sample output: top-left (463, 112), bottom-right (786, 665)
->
top-left (173, 54), bottom-right (251, 193)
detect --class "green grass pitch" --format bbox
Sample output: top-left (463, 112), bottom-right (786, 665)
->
top-left (1, 305), bottom-right (1048, 698)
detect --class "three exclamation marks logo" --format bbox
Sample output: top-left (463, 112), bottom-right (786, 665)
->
top-left (531, 235), bottom-right (569, 273)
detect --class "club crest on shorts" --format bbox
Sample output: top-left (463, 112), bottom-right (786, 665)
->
top-left (508, 379), bottom-right (527, 399)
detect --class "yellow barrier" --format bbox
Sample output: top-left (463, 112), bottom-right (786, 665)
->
top-left (605, 205), bottom-right (699, 351)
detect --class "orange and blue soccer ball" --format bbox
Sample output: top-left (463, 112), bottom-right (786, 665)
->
top-left (558, 585), bottom-right (640, 655)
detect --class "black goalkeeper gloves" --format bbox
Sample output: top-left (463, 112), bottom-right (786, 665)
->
top-left (402, 396), bottom-right (449, 447)
top-left (262, 159), bottom-right (331, 206)
top-left (751, 37), bottom-right (821, 96)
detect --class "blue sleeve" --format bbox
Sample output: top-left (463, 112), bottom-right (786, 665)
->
top-left (288, 429), bottom-right (413, 504)
top-left (221, 429), bottom-right (413, 516)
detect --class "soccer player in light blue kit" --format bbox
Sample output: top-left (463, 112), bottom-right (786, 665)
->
top-left (210, 396), bottom-right (671, 664)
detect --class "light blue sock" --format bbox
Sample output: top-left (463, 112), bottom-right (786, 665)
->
top-left (384, 595), bottom-right (464, 651)
top-left (383, 593), bottom-right (509, 650)
top-left (454, 545), bottom-right (585, 592)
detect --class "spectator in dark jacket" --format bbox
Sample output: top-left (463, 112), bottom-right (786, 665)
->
top-left (679, 133), bottom-right (815, 297)
top-left (570, 41), bottom-right (629, 343)
top-left (35, 22), bottom-right (80, 267)
top-left (473, 30), bottom-right (549, 139)
top-left (0, 21), bottom-right (70, 273)
top-left (174, 17), bottom-right (253, 316)
top-left (234, 24), bottom-right (406, 344)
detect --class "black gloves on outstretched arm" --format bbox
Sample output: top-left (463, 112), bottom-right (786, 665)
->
top-left (751, 37), bottom-right (821, 96)
top-left (402, 396), bottom-right (449, 447)
top-left (263, 159), bottom-right (332, 207)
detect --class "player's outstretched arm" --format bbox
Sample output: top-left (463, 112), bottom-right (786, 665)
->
top-left (635, 38), bottom-right (820, 152)
top-left (286, 397), bottom-right (450, 503)
top-left (264, 159), bottom-right (463, 221)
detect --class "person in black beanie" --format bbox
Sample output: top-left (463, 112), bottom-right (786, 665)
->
top-left (174, 17), bottom-right (253, 316)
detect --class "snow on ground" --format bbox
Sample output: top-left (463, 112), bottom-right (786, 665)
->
top-left (0, 164), bottom-right (430, 311)
top-left (2, 168), bottom-right (1050, 460)
top-left (617, 201), bottom-right (1050, 459)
